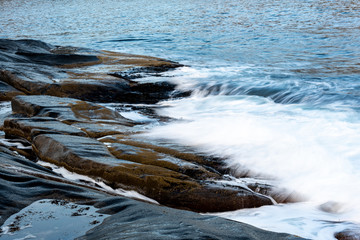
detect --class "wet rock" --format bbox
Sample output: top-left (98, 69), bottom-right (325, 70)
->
top-left (0, 145), bottom-right (107, 225)
top-left (71, 122), bottom-right (133, 138)
top-left (0, 146), bottom-right (304, 239)
top-left (99, 135), bottom-right (227, 174)
top-left (0, 38), bottom-right (306, 239)
top-left (0, 81), bottom-right (25, 101)
top-left (107, 142), bottom-right (220, 180)
top-left (32, 133), bottom-right (273, 212)
top-left (11, 95), bottom-right (133, 125)
top-left (3, 117), bottom-right (86, 141)
top-left (0, 39), bottom-right (189, 103)
top-left (78, 197), bottom-right (305, 240)
top-left (11, 95), bottom-right (79, 118)
top-left (335, 230), bottom-right (360, 240)
top-left (33, 134), bottom-right (272, 212)
top-left (33, 134), bottom-right (125, 167)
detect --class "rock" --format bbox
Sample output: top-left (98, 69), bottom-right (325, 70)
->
top-left (0, 39), bottom-right (190, 103)
top-left (99, 135), bottom-right (227, 174)
top-left (31, 133), bottom-right (273, 212)
top-left (71, 122), bottom-right (133, 138)
top-left (11, 95), bottom-right (133, 125)
top-left (78, 197), bottom-right (305, 240)
top-left (0, 81), bottom-right (25, 101)
top-left (0, 144), bottom-right (305, 240)
top-left (0, 38), bottom-right (310, 240)
top-left (107, 142), bottom-right (220, 180)
top-left (335, 230), bottom-right (360, 240)
top-left (3, 117), bottom-right (86, 141)
top-left (0, 144), bottom-right (107, 225)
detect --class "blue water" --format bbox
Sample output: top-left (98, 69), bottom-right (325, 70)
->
top-left (2, 0), bottom-right (360, 107)
top-left (1, 0), bottom-right (360, 239)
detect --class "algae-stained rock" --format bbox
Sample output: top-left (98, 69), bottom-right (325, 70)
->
top-left (71, 123), bottom-right (133, 138)
top-left (0, 81), bottom-right (25, 101)
top-left (32, 133), bottom-right (272, 212)
top-left (32, 134), bottom-right (125, 168)
top-left (107, 142), bottom-right (220, 180)
top-left (99, 135), bottom-right (226, 173)
top-left (11, 95), bottom-right (133, 125)
top-left (11, 95), bottom-right (79, 117)
top-left (3, 117), bottom-right (86, 141)
top-left (0, 39), bottom-right (188, 103)
top-left (0, 144), bottom-right (303, 240)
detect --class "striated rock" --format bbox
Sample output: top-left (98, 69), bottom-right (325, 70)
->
top-left (0, 144), bottom-right (106, 225)
top-left (0, 144), bottom-right (305, 240)
top-left (0, 38), bottom-right (311, 239)
top-left (11, 95), bottom-right (133, 125)
top-left (0, 81), bottom-right (25, 101)
top-left (107, 142), bottom-right (219, 180)
top-left (3, 117), bottom-right (86, 141)
top-left (71, 122), bottom-right (133, 138)
top-left (31, 133), bottom-right (273, 212)
top-left (0, 39), bottom-right (189, 103)
top-left (99, 134), bottom-right (227, 174)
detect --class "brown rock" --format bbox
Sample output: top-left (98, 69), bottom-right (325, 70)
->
top-left (0, 39), bottom-right (189, 103)
top-left (3, 117), bottom-right (86, 141)
top-left (0, 81), bottom-right (25, 101)
top-left (11, 95), bottom-right (133, 125)
top-left (335, 230), bottom-right (360, 240)
top-left (107, 142), bottom-right (220, 180)
top-left (32, 133), bottom-right (273, 212)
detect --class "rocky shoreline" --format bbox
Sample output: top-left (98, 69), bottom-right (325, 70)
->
top-left (0, 39), bottom-right (309, 239)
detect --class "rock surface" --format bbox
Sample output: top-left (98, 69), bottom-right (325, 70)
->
top-left (0, 39), bottom-right (190, 103)
top-left (7, 95), bottom-right (273, 212)
top-left (0, 39), bottom-right (307, 239)
top-left (0, 144), bottom-right (304, 239)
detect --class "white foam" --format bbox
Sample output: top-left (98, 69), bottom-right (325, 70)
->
top-left (209, 202), bottom-right (356, 240)
top-left (38, 161), bottom-right (159, 205)
top-left (143, 94), bottom-right (360, 239)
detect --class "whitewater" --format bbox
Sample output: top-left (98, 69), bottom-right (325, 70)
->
top-left (143, 65), bottom-right (360, 239)
top-left (1, 0), bottom-right (360, 239)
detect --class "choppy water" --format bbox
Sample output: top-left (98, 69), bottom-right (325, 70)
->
top-left (1, 0), bottom-right (360, 239)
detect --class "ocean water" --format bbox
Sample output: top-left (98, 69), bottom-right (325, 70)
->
top-left (1, 0), bottom-right (360, 239)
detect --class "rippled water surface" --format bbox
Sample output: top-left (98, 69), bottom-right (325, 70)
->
top-left (1, 0), bottom-right (360, 239)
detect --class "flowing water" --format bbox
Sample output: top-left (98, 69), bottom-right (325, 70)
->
top-left (1, 0), bottom-right (360, 239)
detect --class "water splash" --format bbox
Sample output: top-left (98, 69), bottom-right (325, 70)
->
top-left (143, 94), bottom-right (360, 239)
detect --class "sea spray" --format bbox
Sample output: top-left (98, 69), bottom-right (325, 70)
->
top-left (142, 94), bottom-right (360, 239)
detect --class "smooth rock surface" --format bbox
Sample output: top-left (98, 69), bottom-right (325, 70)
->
top-left (0, 146), bottom-right (305, 239)
top-left (0, 39), bottom-right (189, 103)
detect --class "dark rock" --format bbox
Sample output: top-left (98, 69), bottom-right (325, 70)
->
top-left (3, 117), bottom-right (86, 141)
top-left (0, 39), bottom-right (304, 237)
top-left (32, 133), bottom-right (273, 212)
top-left (0, 145), bottom-right (305, 240)
top-left (71, 122), bottom-right (133, 138)
top-left (0, 145), bottom-right (107, 225)
top-left (99, 135), bottom-right (227, 174)
top-left (335, 230), bottom-right (360, 240)
top-left (0, 39), bottom-right (190, 103)
top-left (0, 81), bottom-right (25, 101)
top-left (107, 142), bottom-right (220, 180)
top-left (11, 95), bottom-right (133, 125)
top-left (78, 197), bottom-right (305, 240)
top-left (33, 134), bottom-right (126, 167)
